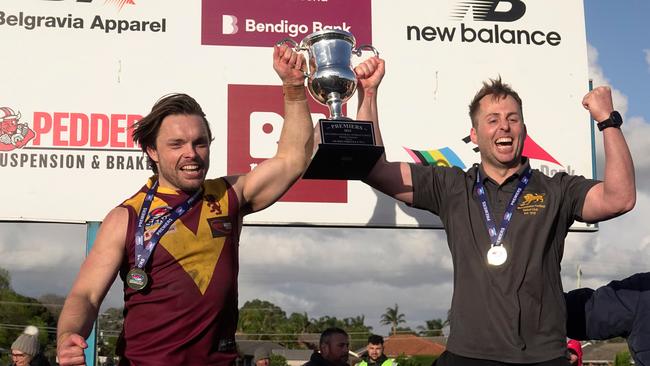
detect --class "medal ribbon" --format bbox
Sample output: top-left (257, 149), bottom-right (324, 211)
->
top-left (134, 180), bottom-right (203, 269)
top-left (475, 166), bottom-right (532, 247)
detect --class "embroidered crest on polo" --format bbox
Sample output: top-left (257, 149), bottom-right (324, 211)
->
top-left (487, 245), bottom-right (508, 266)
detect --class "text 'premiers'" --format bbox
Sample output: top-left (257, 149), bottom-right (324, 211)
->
top-left (0, 151), bottom-right (150, 170)
top-left (0, 11), bottom-right (166, 34)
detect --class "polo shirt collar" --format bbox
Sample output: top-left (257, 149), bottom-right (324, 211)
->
top-left (474, 157), bottom-right (531, 186)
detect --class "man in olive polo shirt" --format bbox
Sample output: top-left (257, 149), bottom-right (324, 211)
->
top-left (353, 57), bottom-right (636, 365)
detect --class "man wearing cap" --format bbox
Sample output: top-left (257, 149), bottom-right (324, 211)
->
top-left (356, 335), bottom-right (395, 366)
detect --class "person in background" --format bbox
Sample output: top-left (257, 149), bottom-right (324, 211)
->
top-left (565, 272), bottom-right (650, 366)
top-left (566, 340), bottom-right (582, 366)
top-left (356, 335), bottom-right (396, 366)
top-left (303, 328), bottom-right (350, 366)
top-left (254, 347), bottom-right (271, 366)
top-left (9, 326), bottom-right (51, 366)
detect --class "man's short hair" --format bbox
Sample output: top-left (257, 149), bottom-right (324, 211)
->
top-left (367, 334), bottom-right (384, 345)
top-left (131, 93), bottom-right (213, 174)
top-left (468, 76), bottom-right (524, 128)
top-left (320, 327), bottom-right (348, 346)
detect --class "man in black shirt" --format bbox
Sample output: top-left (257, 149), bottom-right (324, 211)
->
top-left (354, 56), bottom-right (636, 365)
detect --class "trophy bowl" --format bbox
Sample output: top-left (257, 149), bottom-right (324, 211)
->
top-left (300, 29), bottom-right (358, 118)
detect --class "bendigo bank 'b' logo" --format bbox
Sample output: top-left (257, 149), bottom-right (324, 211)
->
top-left (227, 84), bottom-right (348, 203)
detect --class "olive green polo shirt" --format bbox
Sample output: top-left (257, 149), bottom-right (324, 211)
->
top-left (410, 159), bottom-right (599, 363)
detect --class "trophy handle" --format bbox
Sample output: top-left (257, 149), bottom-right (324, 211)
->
top-left (353, 44), bottom-right (379, 58)
top-left (276, 38), bottom-right (310, 78)
top-left (276, 38), bottom-right (298, 48)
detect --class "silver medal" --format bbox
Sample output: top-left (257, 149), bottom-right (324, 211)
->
top-left (487, 245), bottom-right (507, 266)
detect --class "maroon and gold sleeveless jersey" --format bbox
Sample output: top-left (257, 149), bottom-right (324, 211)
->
top-left (116, 177), bottom-right (240, 366)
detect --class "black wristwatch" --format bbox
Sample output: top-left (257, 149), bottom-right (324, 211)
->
top-left (597, 111), bottom-right (623, 131)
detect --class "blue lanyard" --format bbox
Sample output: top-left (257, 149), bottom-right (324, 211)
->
top-left (475, 166), bottom-right (532, 247)
top-left (134, 180), bottom-right (203, 269)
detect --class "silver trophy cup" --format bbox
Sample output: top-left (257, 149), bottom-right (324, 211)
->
top-left (279, 29), bottom-right (384, 180)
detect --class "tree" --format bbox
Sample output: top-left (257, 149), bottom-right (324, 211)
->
top-left (98, 307), bottom-right (124, 359)
top-left (270, 353), bottom-right (290, 366)
top-left (417, 318), bottom-right (448, 337)
top-left (614, 350), bottom-right (631, 366)
top-left (238, 299), bottom-right (287, 340)
top-left (236, 298), bottom-right (372, 349)
top-left (0, 267), bottom-right (57, 364)
top-left (38, 293), bottom-right (65, 320)
top-left (380, 304), bottom-right (406, 335)
top-left (0, 268), bottom-right (10, 291)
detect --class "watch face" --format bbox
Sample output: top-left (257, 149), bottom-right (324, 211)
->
top-left (611, 111), bottom-right (623, 125)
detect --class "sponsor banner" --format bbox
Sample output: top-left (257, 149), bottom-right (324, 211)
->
top-left (201, 0), bottom-right (372, 47)
top-left (226, 84), bottom-right (348, 203)
top-left (1, 0), bottom-right (595, 230)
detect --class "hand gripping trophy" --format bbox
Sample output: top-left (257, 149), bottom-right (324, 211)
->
top-left (279, 29), bottom-right (384, 180)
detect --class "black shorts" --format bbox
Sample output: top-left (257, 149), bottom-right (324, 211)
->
top-left (433, 351), bottom-right (571, 366)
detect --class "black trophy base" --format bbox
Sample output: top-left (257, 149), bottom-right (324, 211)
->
top-left (303, 144), bottom-right (385, 180)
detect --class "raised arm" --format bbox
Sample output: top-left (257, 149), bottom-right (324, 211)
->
top-left (581, 86), bottom-right (636, 222)
top-left (355, 57), bottom-right (414, 204)
top-left (57, 207), bottom-right (127, 366)
top-left (231, 44), bottom-right (313, 215)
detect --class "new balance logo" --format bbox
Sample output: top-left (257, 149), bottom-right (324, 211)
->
top-left (451, 0), bottom-right (526, 22)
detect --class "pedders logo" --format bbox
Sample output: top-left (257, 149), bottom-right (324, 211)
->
top-left (0, 107), bottom-right (35, 152)
top-left (202, 0), bottom-right (372, 47)
top-left (227, 84), bottom-right (347, 203)
top-left (30, 112), bottom-right (141, 148)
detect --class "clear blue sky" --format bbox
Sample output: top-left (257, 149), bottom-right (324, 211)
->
top-left (584, 0), bottom-right (650, 120)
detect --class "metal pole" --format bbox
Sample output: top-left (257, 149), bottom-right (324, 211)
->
top-left (84, 221), bottom-right (100, 366)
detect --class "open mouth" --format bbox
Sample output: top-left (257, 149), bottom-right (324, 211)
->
top-left (180, 164), bottom-right (201, 172)
top-left (495, 137), bottom-right (513, 150)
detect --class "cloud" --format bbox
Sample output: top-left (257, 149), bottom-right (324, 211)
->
top-left (559, 43), bottom-right (650, 294)
top-left (0, 223), bottom-right (86, 298)
top-left (587, 43), bottom-right (650, 195)
top-left (239, 226), bottom-right (453, 333)
top-left (587, 44), bottom-right (629, 116)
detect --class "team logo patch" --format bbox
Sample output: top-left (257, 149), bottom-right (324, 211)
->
top-left (517, 192), bottom-right (546, 215)
top-left (207, 217), bottom-right (233, 238)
